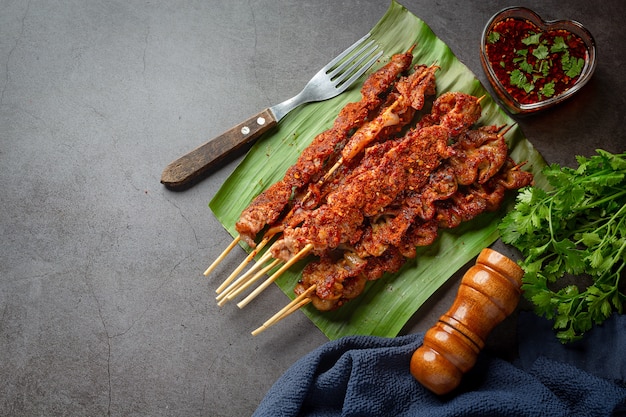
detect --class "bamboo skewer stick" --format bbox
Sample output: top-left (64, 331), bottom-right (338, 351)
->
top-left (211, 87), bottom-right (491, 328)
top-left (216, 250), bottom-right (274, 303)
top-left (251, 285), bottom-right (317, 336)
top-left (215, 236), bottom-right (271, 294)
top-left (204, 88), bottom-right (502, 337)
top-left (218, 250), bottom-right (274, 297)
top-left (218, 258), bottom-right (282, 306)
top-left (207, 67), bottom-right (451, 284)
top-left (204, 217), bottom-right (282, 283)
top-left (204, 235), bottom-right (241, 277)
top-left (237, 244), bottom-right (314, 309)
top-left (283, 297), bottom-right (313, 318)
top-left (207, 64), bottom-right (442, 284)
top-left (314, 99), bottom-right (403, 192)
top-left (303, 66), bottom-right (438, 197)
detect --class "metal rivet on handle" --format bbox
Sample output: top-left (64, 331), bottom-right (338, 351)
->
top-left (257, 117), bottom-right (266, 126)
top-left (241, 126), bottom-right (250, 135)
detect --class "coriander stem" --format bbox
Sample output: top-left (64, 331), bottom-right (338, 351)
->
top-left (610, 238), bottom-right (626, 276)
top-left (574, 189), bottom-right (626, 212)
top-left (547, 198), bottom-right (555, 241)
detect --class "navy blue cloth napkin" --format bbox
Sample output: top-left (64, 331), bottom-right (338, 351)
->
top-left (252, 312), bottom-right (626, 417)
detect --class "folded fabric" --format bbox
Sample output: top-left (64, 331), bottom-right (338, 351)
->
top-left (517, 311), bottom-right (626, 383)
top-left (252, 313), bottom-right (626, 417)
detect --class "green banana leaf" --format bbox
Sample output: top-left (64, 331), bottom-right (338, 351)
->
top-left (209, 0), bottom-right (547, 340)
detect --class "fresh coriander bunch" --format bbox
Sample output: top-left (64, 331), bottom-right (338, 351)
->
top-left (499, 149), bottom-right (626, 343)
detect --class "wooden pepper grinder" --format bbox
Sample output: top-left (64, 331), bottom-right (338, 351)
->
top-left (410, 248), bottom-right (524, 395)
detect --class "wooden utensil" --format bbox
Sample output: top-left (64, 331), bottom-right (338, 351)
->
top-left (160, 33), bottom-right (382, 190)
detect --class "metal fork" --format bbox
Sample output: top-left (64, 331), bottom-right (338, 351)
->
top-left (161, 33), bottom-right (383, 190)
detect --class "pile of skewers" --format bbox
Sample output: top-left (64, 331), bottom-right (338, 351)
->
top-left (204, 48), bottom-right (534, 335)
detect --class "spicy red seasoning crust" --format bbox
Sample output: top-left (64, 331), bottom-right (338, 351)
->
top-left (235, 51), bottom-right (414, 247)
top-left (232, 50), bottom-right (534, 312)
top-left (485, 18), bottom-right (588, 105)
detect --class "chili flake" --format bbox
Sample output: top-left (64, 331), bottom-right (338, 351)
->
top-left (485, 18), bottom-right (588, 105)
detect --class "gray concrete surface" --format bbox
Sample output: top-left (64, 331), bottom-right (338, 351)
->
top-left (1, 1), bottom-right (624, 416)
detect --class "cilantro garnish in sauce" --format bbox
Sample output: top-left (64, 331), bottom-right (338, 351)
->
top-left (485, 18), bottom-right (587, 104)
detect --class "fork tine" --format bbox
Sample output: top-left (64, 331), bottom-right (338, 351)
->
top-left (322, 33), bottom-right (373, 71)
top-left (162, 32), bottom-right (385, 190)
top-left (326, 39), bottom-right (377, 77)
top-left (331, 45), bottom-right (382, 88)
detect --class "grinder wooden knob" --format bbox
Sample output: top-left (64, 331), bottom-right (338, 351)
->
top-left (410, 248), bottom-right (524, 395)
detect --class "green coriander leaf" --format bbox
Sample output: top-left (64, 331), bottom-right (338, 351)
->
top-left (543, 257), bottom-right (566, 280)
top-left (601, 149), bottom-right (626, 170)
top-left (519, 59), bottom-right (534, 74)
top-left (600, 172), bottom-right (625, 187)
top-left (551, 36), bottom-right (568, 53)
top-left (554, 187), bottom-right (585, 213)
top-left (488, 31), bottom-right (500, 43)
top-left (598, 254), bottom-right (618, 273)
top-left (559, 246), bottom-right (587, 275)
top-left (575, 154), bottom-right (591, 172)
top-left (600, 299), bottom-right (613, 319)
top-left (510, 69), bottom-right (526, 87)
top-left (510, 69), bottom-right (534, 93)
top-left (528, 241), bottom-right (551, 259)
top-left (530, 290), bottom-right (555, 317)
top-left (562, 52), bottom-right (584, 78)
top-left (533, 44), bottom-right (549, 60)
top-left (564, 285), bottom-right (580, 297)
top-left (569, 58), bottom-right (584, 77)
top-left (514, 188), bottom-right (532, 205)
top-left (523, 260), bottom-right (544, 276)
top-left (557, 301), bottom-right (572, 316)
top-left (580, 232), bottom-right (602, 247)
top-left (575, 312), bottom-right (594, 333)
top-left (522, 32), bottom-right (542, 45)
top-left (588, 248), bottom-right (606, 269)
top-left (498, 219), bottom-right (521, 243)
top-left (545, 163), bottom-right (572, 187)
top-left (540, 81), bottom-right (556, 98)
top-left (554, 313), bottom-right (570, 329)
top-left (557, 326), bottom-right (579, 343)
top-left (612, 292), bottom-right (624, 313)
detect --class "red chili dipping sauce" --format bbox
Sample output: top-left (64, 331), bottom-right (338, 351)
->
top-left (485, 18), bottom-right (588, 105)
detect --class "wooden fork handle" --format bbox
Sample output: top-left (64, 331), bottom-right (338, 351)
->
top-left (161, 108), bottom-right (277, 190)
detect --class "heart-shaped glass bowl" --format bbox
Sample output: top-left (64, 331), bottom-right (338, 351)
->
top-left (480, 7), bottom-right (597, 115)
